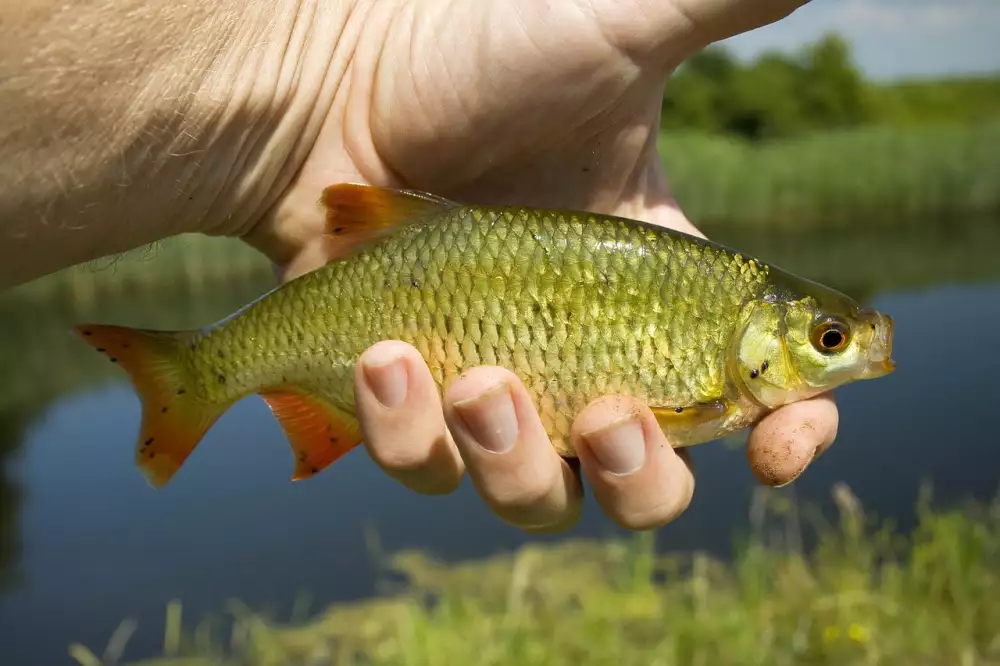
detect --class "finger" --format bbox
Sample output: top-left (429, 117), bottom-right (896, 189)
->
top-left (746, 393), bottom-right (840, 487)
top-left (573, 395), bottom-right (695, 531)
top-left (593, 0), bottom-right (809, 62)
top-left (443, 367), bottom-right (583, 534)
top-left (355, 341), bottom-right (465, 495)
top-left (666, 0), bottom-right (809, 46)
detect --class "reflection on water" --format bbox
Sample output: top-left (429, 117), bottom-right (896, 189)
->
top-left (0, 218), bottom-right (999, 665)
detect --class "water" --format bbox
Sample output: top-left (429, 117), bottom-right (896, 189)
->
top-left (1, 218), bottom-right (999, 664)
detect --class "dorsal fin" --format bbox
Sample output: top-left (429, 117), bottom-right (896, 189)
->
top-left (318, 183), bottom-right (459, 262)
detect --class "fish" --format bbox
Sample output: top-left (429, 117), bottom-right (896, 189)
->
top-left (72, 183), bottom-right (896, 488)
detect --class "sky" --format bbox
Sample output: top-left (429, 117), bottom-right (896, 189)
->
top-left (719, 0), bottom-right (1000, 80)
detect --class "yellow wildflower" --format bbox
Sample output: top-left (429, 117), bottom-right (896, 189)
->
top-left (848, 623), bottom-right (871, 643)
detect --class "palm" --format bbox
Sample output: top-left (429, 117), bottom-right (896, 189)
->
top-left (264, 0), bottom-right (806, 279)
top-left (365, 1), bottom-right (685, 231)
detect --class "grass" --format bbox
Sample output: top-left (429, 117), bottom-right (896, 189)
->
top-left (660, 121), bottom-right (1000, 228)
top-left (71, 484), bottom-right (1000, 666)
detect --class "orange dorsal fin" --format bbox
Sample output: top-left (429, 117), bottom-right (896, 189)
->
top-left (318, 183), bottom-right (458, 261)
top-left (72, 323), bottom-right (234, 488)
top-left (258, 388), bottom-right (363, 480)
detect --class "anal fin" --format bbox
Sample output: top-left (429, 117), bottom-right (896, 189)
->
top-left (651, 399), bottom-right (735, 447)
top-left (258, 388), bottom-right (362, 481)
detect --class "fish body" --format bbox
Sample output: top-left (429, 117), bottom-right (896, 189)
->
top-left (74, 184), bottom-right (896, 488)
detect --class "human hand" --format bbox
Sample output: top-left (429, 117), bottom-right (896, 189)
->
top-left (243, 0), bottom-right (836, 533)
top-left (1, 0), bottom-right (835, 533)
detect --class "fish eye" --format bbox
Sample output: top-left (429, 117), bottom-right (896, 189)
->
top-left (811, 317), bottom-right (850, 354)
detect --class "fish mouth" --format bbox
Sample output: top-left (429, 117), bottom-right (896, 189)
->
top-left (862, 311), bottom-right (896, 378)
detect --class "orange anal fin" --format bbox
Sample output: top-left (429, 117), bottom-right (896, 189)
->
top-left (318, 183), bottom-right (458, 262)
top-left (651, 399), bottom-right (734, 448)
top-left (258, 389), bottom-right (362, 481)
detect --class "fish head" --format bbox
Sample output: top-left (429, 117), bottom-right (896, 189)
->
top-left (731, 283), bottom-right (895, 410)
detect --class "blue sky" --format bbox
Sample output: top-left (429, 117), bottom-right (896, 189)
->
top-left (719, 0), bottom-right (1000, 80)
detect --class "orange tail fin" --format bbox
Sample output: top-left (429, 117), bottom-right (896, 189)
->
top-left (72, 323), bottom-right (234, 488)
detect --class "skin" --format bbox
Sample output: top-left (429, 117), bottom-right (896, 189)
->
top-left (0, 0), bottom-right (838, 533)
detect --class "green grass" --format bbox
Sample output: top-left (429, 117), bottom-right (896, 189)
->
top-left (660, 121), bottom-right (1000, 228)
top-left (72, 485), bottom-right (1000, 666)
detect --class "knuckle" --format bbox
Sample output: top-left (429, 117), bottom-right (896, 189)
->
top-left (394, 467), bottom-right (463, 496)
top-left (369, 439), bottom-right (432, 473)
top-left (615, 493), bottom-right (690, 531)
top-left (601, 465), bottom-right (694, 531)
top-left (486, 471), bottom-right (557, 514)
top-left (363, 421), bottom-right (444, 471)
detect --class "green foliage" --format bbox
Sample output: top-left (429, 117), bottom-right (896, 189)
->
top-left (74, 486), bottom-right (1000, 665)
top-left (659, 122), bottom-right (1000, 226)
top-left (662, 34), bottom-right (875, 139)
top-left (662, 33), bottom-right (1000, 140)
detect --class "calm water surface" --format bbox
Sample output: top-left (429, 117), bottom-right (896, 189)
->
top-left (1, 219), bottom-right (999, 664)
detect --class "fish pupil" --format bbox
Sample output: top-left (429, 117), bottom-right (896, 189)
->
top-left (821, 329), bottom-right (844, 349)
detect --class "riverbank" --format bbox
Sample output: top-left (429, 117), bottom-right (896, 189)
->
top-left (70, 484), bottom-right (1000, 666)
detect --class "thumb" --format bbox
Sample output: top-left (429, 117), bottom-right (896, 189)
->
top-left (586, 0), bottom-right (809, 65)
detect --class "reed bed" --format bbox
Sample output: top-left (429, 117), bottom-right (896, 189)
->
top-left (660, 121), bottom-right (1000, 227)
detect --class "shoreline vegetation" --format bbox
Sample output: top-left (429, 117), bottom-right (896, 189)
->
top-left (660, 122), bottom-right (1000, 228)
top-left (70, 484), bottom-right (1000, 666)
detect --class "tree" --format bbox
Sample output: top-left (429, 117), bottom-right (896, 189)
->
top-left (661, 33), bottom-right (875, 139)
top-left (799, 34), bottom-right (874, 129)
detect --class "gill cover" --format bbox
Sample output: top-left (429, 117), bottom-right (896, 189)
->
top-left (730, 299), bottom-right (815, 409)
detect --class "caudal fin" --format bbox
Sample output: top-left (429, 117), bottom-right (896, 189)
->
top-left (73, 323), bottom-right (234, 488)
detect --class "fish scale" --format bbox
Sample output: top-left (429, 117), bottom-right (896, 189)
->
top-left (220, 207), bottom-right (748, 444)
top-left (72, 183), bottom-right (895, 488)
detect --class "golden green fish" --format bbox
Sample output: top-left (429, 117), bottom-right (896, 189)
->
top-left (73, 183), bottom-right (896, 487)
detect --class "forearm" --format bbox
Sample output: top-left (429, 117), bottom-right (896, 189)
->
top-left (0, 0), bottom-right (370, 289)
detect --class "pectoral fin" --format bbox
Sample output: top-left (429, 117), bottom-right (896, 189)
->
top-left (651, 399), bottom-right (735, 447)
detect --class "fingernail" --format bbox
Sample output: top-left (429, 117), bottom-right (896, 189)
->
top-left (582, 415), bottom-right (646, 476)
top-left (453, 381), bottom-right (518, 453)
top-left (362, 352), bottom-right (408, 409)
